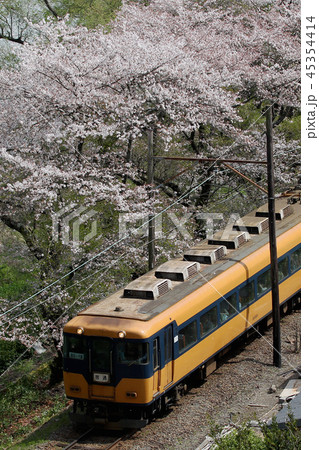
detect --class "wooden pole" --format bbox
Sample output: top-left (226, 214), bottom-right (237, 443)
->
top-left (266, 107), bottom-right (281, 368)
top-left (147, 129), bottom-right (155, 271)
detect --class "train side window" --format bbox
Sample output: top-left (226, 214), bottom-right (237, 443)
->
top-left (278, 257), bottom-right (289, 281)
top-left (117, 342), bottom-right (149, 365)
top-left (239, 281), bottom-right (255, 309)
top-left (178, 321), bottom-right (197, 352)
top-left (200, 306), bottom-right (217, 337)
top-left (220, 292), bottom-right (237, 323)
top-left (257, 269), bottom-right (271, 297)
top-left (291, 248), bottom-right (301, 272)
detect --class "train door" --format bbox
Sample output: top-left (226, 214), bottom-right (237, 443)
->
top-left (152, 337), bottom-right (160, 396)
top-left (163, 325), bottom-right (173, 388)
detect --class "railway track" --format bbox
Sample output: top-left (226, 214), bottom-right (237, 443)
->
top-left (61, 427), bottom-right (135, 450)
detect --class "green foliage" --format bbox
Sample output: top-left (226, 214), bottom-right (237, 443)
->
top-left (236, 100), bottom-right (301, 142)
top-left (210, 414), bottom-right (301, 450)
top-left (261, 414), bottom-right (301, 450)
top-left (276, 115), bottom-right (301, 142)
top-left (0, 223), bottom-right (40, 301)
top-left (0, 362), bottom-right (68, 448)
top-left (12, 409), bottom-right (70, 449)
top-left (55, 0), bottom-right (122, 28)
top-left (0, 50), bottom-right (20, 70)
top-left (0, 340), bottom-right (30, 373)
top-left (0, 263), bottom-right (38, 301)
top-left (213, 425), bottom-right (264, 450)
top-left (236, 100), bottom-right (265, 131)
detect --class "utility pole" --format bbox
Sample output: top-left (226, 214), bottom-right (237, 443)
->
top-left (147, 129), bottom-right (155, 271)
top-left (266, 107), bottom-right (281, 368)
top-left (155, 135), bottom-right (282, 366)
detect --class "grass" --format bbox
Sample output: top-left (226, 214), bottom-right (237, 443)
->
top-left (0, 222), bottom-right (40, 301)
top-left (0, 264), bottom-right (39, 301)
top-left (0, 361), bottom-right (70, 449)
top-left (9, 409), bottom-right (71, 449)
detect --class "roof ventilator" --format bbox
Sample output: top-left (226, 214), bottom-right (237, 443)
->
top-left (123, 277), bottom-right (172, 300)
top-left (155, 261), bottom-right (200, 282)
top-left (208, 231), bottom-right (250, 249)
top-left (255, 203), bottom-right (294, 221)
top-left (183, 245), bottom-right (227, 264)
top-left (233, 216), bottom-right (269, 235)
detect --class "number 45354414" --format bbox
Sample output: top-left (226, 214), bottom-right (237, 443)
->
top-left (306, 17), bottom-right (316, 79)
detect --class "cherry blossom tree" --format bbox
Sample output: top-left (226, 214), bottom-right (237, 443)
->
top-left (0, 0), bottom-right (45, 45)
top-left (0, 0), bottom-right (243, 281)
top-left (0, 0), bottom-right (300, 369)
top-left (1, 0), bottom-right (301, 148)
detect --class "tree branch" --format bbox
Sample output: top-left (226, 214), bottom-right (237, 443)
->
top-left (0, 212), bottom-right (45, 261)
top-left (0, 32), bottom-right (24, 45)
top-left (42, 0), bottom-right (60, 19)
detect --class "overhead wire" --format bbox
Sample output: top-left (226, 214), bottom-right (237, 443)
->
top-left (0, 251), bottom-right (128, 328)
top-left (0, 256), bottom-right (121, 378)
top-left (0, 0), bottom-right (301, 321)
top-left (0, 101), bottom-right (302, 377)
top-left (0, 101), bottom-right (280, 321)
top-left (0, 4), bottom-right (301, 377)
top-left (0, 172), bottom-right (239, 329)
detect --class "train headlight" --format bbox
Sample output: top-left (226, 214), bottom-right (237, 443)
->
top-left (126, 391), bottom-right (138, 398)
top-left (76, 327), bottom-right (84, 335)
top-left (118, 330), bottom-right (126, 338)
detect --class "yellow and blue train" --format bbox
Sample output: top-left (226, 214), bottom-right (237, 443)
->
top-left (63, 193), bottom-right (301, 428)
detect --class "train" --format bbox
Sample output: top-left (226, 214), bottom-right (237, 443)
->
top-left (63, 191), bottom-right (301, 429)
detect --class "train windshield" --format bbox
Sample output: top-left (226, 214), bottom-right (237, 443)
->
top-left (117, 342), bottom-right (149, 365)
top-left (63, 335), bottom-right (112, 372)
top-left (91, 338), bottom-right (112, 372)
top-left (63, 334), bottom-right (88, 361)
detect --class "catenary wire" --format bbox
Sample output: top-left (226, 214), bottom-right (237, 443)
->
top-left (0, 99), bottom-right (286, 321)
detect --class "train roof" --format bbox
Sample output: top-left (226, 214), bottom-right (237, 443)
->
top-left (78, 192), bottom-right (301, 322)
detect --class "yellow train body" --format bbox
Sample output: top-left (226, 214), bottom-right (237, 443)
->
top-left (63, 196), bottom-right (301, 428)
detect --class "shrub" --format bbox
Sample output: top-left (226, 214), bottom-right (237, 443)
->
top-left (210, 414), bottom-right (301, 450)
top-left (0, 339), bottom-right (30, 373)
top-left (213, 425), bottom-right (264, 450)
top-left (261, 413), bottom-right (301, 450)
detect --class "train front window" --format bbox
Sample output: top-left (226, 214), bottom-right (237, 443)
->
top-left (117, 342), bottom-right (149, 365)
top-left (91, 338), bottom-right (112, 372)
top-left (63, 334), bottom-right (87, 361)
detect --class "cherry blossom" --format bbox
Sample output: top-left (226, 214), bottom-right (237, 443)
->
top-left (0, 0), bottom-right (300, 360)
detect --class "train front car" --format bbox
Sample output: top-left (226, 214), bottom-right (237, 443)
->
top-left (63, 314), bottom-right (155, 429)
